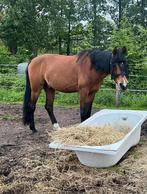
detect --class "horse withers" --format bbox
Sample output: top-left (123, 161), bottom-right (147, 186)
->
top-left (23, 47), bottom-right (128, 132)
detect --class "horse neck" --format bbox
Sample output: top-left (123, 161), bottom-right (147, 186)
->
top-left (90, 50), bottom-right (112, 75)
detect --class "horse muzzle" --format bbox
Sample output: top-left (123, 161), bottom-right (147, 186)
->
top-left (119, 83), bottom-right (128, 91)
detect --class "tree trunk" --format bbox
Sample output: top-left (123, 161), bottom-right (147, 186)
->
top-left (66, 8), bottom-right (71, 55)
top-left (141, 0), bottom-right (145, 27)
top-left (9, 43), bottom-right (17, 55)
top-left (59, 0), bottom-right (63, 54)
top-left (58, 36), bottom-right (62, 54)
top-left (92, 0), bottom-right (97, 46)
top-left (30, 48), bottom-right (38, 60)
top-left (118, 0), bottom-right (122, 28)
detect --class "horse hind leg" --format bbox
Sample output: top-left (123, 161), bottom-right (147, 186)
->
top-left (23, 67), bottom-right (41, 133)
top-left (44, 84), bottom-right (60, 130)
top-left (29, 89), bottom-right (41, 132)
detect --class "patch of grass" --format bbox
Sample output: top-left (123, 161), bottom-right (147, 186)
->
top-left (0, 88), bottom-right (24, 103)
top-left (0, 87), bottom-right (147, 110)
top-left (0, 114), bottom-right (16, 121)
top-left (0, 73), bottom-right (147, 109)
top-left (55, 92), bottom-right (79, 106)
top-left (121, 92), bottom-right (147, 108)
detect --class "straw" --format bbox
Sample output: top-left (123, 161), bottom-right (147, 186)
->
top-left (51, 124), bottom-right (128, 146)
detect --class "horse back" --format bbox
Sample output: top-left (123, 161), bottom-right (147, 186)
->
top-left (28, 54), bottom-right (79, 92)
top-left (28, 53), bottom-right (107, 93)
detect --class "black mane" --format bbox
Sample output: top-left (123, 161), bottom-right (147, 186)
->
top-left (77, 49), bottom-right (112, 74)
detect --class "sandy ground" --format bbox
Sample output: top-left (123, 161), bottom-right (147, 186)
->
top-left (0, 104), bottom-right (147, 194)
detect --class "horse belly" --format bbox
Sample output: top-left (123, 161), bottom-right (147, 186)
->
top-left (45, 67), bottom-right (78, 92)
top-left (41, 55), bottom-right (79, 92)
top-left (58, 83), bottom-right (78, 93)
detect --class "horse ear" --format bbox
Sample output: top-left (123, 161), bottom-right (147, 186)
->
top-left (112, 47), bottom-right (118, 55)
top-left (122, 46), bottom-right (127, 55)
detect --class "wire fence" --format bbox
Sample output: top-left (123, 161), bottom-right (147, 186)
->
top-left (0, 74), bottom-right (147, 92)
top-left (0, 63), bottom-right (147, 107)
top-left (0, 69), bottom-right (147, 92)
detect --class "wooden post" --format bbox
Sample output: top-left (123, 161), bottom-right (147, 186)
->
top-left (115, 84), bottom-right (121, 107)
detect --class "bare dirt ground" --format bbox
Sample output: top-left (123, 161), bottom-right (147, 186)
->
top-left (0, 104), bottom-right (147, 194)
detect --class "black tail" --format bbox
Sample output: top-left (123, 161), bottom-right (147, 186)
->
top-left (23, 66), bottom-right (32, 125)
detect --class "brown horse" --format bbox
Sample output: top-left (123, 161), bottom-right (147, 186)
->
top-left (23, 47), bottom-right (128, 132)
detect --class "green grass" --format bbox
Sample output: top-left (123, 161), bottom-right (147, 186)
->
top-left (0, 73), bottom-right (147, 109)
top-left (0, 114), bottom-right (17, 121)
top-left (0, 88), bottom-right (147, 110)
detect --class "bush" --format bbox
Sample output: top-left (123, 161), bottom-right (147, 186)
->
top-left (0, 44), bottom-right (17, 64)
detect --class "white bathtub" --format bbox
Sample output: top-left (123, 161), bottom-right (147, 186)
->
top-left (49, 109), bottom-right (147, 168)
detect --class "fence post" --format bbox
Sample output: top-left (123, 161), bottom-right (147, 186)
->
top-left (115, 84), bottom-right (121, 107)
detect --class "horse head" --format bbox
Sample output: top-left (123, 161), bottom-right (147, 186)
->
top-left (111, 47), bottom-right (129, 91)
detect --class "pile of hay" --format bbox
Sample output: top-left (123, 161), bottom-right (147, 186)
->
top-left (51, 124), bottom-right (128, 146)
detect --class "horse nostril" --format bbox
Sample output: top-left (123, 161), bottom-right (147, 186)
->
top-left (120, 83), bottom-right (127, 90)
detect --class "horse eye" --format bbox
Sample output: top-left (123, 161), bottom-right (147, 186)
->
top-left (120, 62), bottom-right (124, 67)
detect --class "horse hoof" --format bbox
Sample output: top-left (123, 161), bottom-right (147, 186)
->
top-left (31, 129), bottom-right (37, 133)
top-left (32, 130), bottom-right (37, 133)
top-left (53, 123), bottom-right (60, 130)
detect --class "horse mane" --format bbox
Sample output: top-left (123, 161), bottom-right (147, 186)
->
top-left (76, 49), bottom-right (96, 64)
top-left (77, 49), bottom-right (112, 73)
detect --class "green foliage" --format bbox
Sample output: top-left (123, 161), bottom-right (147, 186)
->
top-left (94, 90), bottom-right (115, 108)
top-left (14, 48), bottom-right (30, 63)
top-left (110, 18), bottom-right (147, 90)
top-left (0, 88), bottom-right (23, 102)
top-left (0, 59), bottom-right (146, 111)
top-left (0, 74), bottom-right (25, 88)
top-left (110, 18), bottom-right (146, 62)
top-left (0, 0), bottom-right (146, 111)
top-left (0, 42), bottom-right (29, 64)
top-left (121, 92), bottom-right (147, 108)
top-left (55, 92), bottom-right (79, 106)
top-left (0, 43), bottom-right (17, 64)
top-left (0, 74), bottom-right (146, 109)
top-left (0, 86), bottom-right (146, 110)
top-left (0, 0), bottom-right (146, 57)
top-left (0, 12), bottom-right (18, 55)
top-left (125, 0), bottom-right (147, 27)
top-left (110, 18), bottom-right (140, 61)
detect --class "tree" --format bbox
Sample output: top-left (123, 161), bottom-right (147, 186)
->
top-left (0, 0), bottom-right (145, 59)
top-left (108, 0), bottom-right (147, 28)
top-left (141, 0), bottom-right (146, 27)
top-left (110, 18), bottom-right (147, 73)
top-left (76, 0), bottom-right (113, 48)
top-left (0, 0), bottom-right (18, 55)
top-left (108, 0), bottom-right (132, 27)
top-left (0, 0), bottom-right (51, 57)
top-left (110, 18), bottom-right (147, 90)
top-left (14, 0), bottom-right (50, 57)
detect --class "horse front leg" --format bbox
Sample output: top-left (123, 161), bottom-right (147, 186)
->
top-left (44, 86), bottom-right (60, 130)
top-left (79, 88), bottom-right (96, 122)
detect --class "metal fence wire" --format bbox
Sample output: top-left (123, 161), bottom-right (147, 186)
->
top-left (0, 63), bottom-right (147, 107)
top-left (0, 63), bottom-right (147, 92)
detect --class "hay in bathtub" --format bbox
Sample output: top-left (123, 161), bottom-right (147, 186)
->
top-left (51, 124), bottom-right (128, 146)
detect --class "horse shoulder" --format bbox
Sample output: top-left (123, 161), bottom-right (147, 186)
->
top-left (77, 57), bottom-right (92, 89)
top-left (78, 61), bottom-right (107, 93)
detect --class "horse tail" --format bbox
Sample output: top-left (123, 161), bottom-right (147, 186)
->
top-left (23, 65), bottom-right (32, 125)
